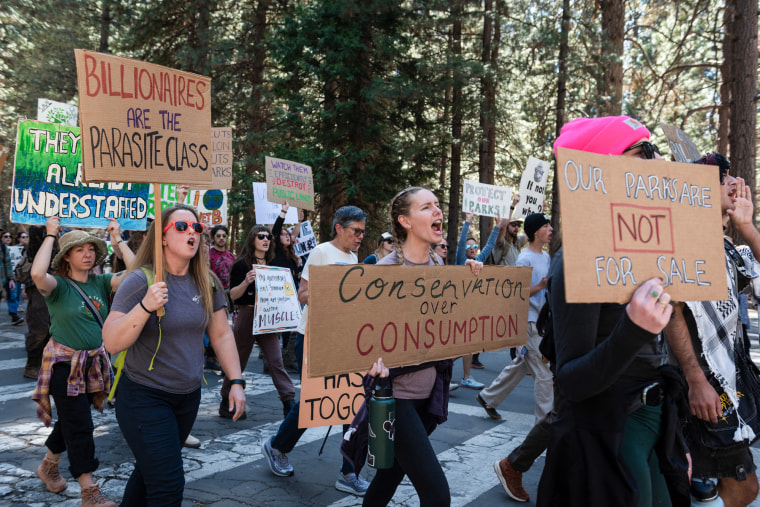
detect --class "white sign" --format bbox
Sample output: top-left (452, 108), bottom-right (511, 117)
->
top-left (7, 245), bottom-right (23, 271)
top-left (252, 265), bottom-right (302, 334)
top-left (293, 221), bottom-right (317, 257)
top-left (514, 157), bottom-right (549, 219)
top-left (253, 182), bottom-right (299, 224)
top-left (185, 189), bottom-right (227, 228)
top-left (37, 99), bottom-right (78, 126)
top-left (462, 179), bottom-right (512, 218)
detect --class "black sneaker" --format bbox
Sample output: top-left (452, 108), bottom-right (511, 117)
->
top-left (476, 394), bottom-right (502, 420)
top-left (11, 315), bottom-right (24, 326)
top-left (471, 358), bottom-right (485, 369)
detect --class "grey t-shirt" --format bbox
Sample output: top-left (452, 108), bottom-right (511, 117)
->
top-left (111, 269), bottom-right (227, 394)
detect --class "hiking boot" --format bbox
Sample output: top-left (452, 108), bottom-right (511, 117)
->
top-left (183, 434), bottom-right (201, 449)
top-left (335, 472), bottom-right (370, 496)
top-left (476, 394), bottom-right (502, 420)
top-left (23, 365), bottom-right (40, 380)
top-left (218, 398), bottom-right (247, 420)
top-left (80, 482), bottom-right (117, 506)
top-left (262, 437), bottom-right (294, 477)
top-left (36, 456), bottom-right (67, 493)
top-left (460, 376), bottom-right (484, 390)
top-left (494, 458), bottom-right (529, 502)
top-left (471, 357), bottom-right (485, 369)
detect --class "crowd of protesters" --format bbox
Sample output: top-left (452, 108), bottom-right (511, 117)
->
top-left (12, 115), bottom-right (760, 507)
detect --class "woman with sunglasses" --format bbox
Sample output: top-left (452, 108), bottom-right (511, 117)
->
top-left (31, 216), bottom-right (133, 505)
top-left (362, 232), bottom-right (395, 264)
top-left (223, 224), bottom-right (296, 418)
top-left (102, 205), bottom-right (245, 505)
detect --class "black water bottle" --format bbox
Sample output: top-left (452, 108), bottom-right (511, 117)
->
top-left (368, 379), bottom-right (395, 469)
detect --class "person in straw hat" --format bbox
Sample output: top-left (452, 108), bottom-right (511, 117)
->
top-left (31, 216), bottom-right (135, 506)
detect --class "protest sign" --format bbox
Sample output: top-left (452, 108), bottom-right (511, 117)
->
top-left (7, 246), bottom-right (23, 271)
top-left (660, 124), bottom-right (702, 163)
top-left (307, 265), bottom-right (531, 377)
top-left (556, 147), bottom-right (726, 303)
top-left (513, 157), bottom-right (549, 218)
top-left (265, 156), bottom-right (315, 211)
top-left (293, 221), bottom-right (317, 257)
top-left (37, 99), bottom-right (78, 126)
top-left (146, 184), bottom-right (179, 219)
top-left (252, 265), bottom-right (302, 334)
top-left (11, 120), bottom-right (149, 229)
top-left (193, 127), bottom-right (232, 189)
top-left (462, 179), bottom-right (512, 218)
top-left (253, 183), bottom-right (299, 224)
top-left (0, 146), bottom-right (9, 175)
top-left (299, 330), bottom-right (365, 428)
top-left (187, 189), bottom-right (227, 228)
top-left (74, 50), bottom-right (212, 186)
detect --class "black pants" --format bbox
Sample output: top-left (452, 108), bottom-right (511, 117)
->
top-left (45, 363), bottom-right (99, 478)
top-left (363, 398), bottom-right (450, 507)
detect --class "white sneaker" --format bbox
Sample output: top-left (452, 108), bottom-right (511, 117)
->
top-left (449, 382), bottom-right (460, 392)
top-left (183, 434), bottom-right (201, 449)
top-left (335, 472), bottom-right (370, 496)
top-left (460, 376), bottom-right (484, 390)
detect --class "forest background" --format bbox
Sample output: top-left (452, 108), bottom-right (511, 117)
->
top-left (0, 0), bottom-right (757, 262)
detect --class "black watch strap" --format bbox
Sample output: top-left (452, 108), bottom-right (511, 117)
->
top-left (229, 378), bottom-right (246, 389)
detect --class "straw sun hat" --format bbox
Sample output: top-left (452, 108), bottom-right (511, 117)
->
top-left (51, 230), bottom-right (108, 270)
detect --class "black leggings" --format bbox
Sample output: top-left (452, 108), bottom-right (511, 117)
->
top-left (362, 398), bottom-right (450, 507)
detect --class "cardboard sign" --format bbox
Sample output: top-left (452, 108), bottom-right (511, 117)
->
top-left (252, 265), bottom-right (302, 334)
top-left (513, 157), bottom-right (549, 218)
top-left (556, 147), bottom-right (726, 303)
top-left (462, 179), bottom-right (512, 218)
top-left (187, 189), bottom-right (227, 227)
top-left (7, 245), bottom-right (23, 271)
top-left (293, 221), bottom-right (316, 257)
top-left (74, 50), bottom-right (212, 185)
top-left (307, 265), bottom-right (531, 377)
top-left (265, 156), bottom-right (315, 211)
top-left (660, 124), bottom-right (701, 163)
top-left (37, 99), bottom-right (78, 126)
top-left (0, 146), bottom-right (9, 175)
top-left (299, 330), bottom-right (366, 428)
top-left (253, 183), bottom-right (299, 224)
top-left (11, 120), bottom-right (149, 229)
top-left (193, 127), bottom-right (232, 189)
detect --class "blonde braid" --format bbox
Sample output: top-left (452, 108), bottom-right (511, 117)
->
top-left (429, 245), bottom-right (441, 265)
top-left (395, 241), bottom-right (405, 265)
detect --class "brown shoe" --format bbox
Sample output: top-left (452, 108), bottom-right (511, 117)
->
top-left (80, 482), bottom-right (117, 507)
top-left (494, 458), bottom-right (529, 502)
top-left (36, 456), bottom-right (67, 493)
top-left (23, 365), bottom-right (40, 380)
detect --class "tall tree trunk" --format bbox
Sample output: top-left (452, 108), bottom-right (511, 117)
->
top-left (550, 0), bottom-right (570, 255)
top-left (478, 0), bottom-right (493, 242)
top-left (447, 0), bottom-right (463, 265)
top-left (598, 0), bottom-right (624, 116)
top-left (99, 0), bottom-right (115, 53)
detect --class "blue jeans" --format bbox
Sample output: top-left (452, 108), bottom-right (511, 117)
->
top-left (116, 375), bottom-right (200, 506)
top-left (5, 280), bottom-right (19, 315)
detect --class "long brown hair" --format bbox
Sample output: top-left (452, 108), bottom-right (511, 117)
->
top-left (237, 225), bottom-right (275, 266)
top-left (129, 204), bottom-right (214, 323)
top-left (389, 186), bottom-right (441, 266)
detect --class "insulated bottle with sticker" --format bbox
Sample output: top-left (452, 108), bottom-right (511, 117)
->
top-left (368, 380), bottom-right (395, 469)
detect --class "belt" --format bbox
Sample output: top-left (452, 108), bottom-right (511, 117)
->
top-left (641, 382), bottom-right (664, 407)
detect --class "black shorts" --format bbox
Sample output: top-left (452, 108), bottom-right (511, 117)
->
top-left (690, 444), bottom-right (756, 481)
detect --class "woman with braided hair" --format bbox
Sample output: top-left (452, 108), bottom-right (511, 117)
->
top-left (363, 187), bottom-right (482, 507)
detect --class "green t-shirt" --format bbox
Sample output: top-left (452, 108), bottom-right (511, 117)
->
top-left (45, 274), bottom-right (113, 351)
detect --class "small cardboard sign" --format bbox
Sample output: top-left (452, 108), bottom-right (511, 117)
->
top-left (660, 124), bottom-right (701, 163)
top-left (252, 182), bottom-right (300, 224)
top-left (7, 245), bottom-right (23, 271)
top-left (556, 147), bottom-right (726, 303)
top-left (513, 157), bottom-right (550, 218)
top-left (293, 221), bottom-right (316, 257)
top-left (307, 265), bottom-right (531, 377)
top-left (11, 120), bottom-right (149, 229)
top-left (462, 179), bottom-right (512, 218)
top-left (0, 146), bottom-right (10, 175)
top-left (265, 156), bottom-right (315, 211)
top-left (187, 189), bottom-right (227, 227)
top-left (193, 127), bottom-right (232, 189)
top-left (37, 99), bottom-right (78, 126)
top-left (74, 49), bottom-right (212, 185)
top-left (299, 330), bottom-right (366, 428)
top-left (252, 265), bottom-right (302, 334)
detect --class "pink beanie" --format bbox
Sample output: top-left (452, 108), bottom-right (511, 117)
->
top-left (553, 116), bottom-right (650, 157)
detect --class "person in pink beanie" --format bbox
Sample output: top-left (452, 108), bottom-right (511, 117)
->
top-left (554, 115), bottom-right (659, 159)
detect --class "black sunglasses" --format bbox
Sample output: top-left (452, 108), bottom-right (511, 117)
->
top-left (256, 233), bottom-right (272, 240)
top-left (624, 140), bottom-right (660, 160)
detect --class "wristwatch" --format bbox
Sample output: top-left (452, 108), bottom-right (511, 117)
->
top-left (229, 378), bottom-right (246, 389)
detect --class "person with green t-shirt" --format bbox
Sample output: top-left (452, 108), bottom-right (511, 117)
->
top-left (31, 216), bottom-right (134, 507)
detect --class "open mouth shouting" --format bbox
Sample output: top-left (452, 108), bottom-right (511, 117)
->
top-left (432, 218), bottom-right (443, 237)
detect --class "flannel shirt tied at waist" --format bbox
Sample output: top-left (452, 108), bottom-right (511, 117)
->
top-left (32, 338), bottom-right (112, 427)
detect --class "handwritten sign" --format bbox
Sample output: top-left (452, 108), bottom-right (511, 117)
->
top-left (11, 120), bottom-right (149, 229)
top-left (74, 50), bottom-right (212, 185)
top-left (293, 221), bottom-right (316, 257)
top-left (253, 183), bottom-right (299, 224)
top-left (298, 331), bottom-right (365, 428)
top-left (7, 246), bottom-right (23, 271)
top-left (252, 265), bottom-right (302, 334)
top-left (0, 146), bottom-right (9, 175)
top-left (186, 189), bottom-right (227, 227)
top-left (660, 123), bottom-right (701, 163)
top-left (513, 157), bottom-right (549, 218)
top-left (146, 184), bottom-right (179, 219)
top-left (265, 156), bottom-right (315, 211)
top-left (462, 179), bottom-right (512, 218)
top-left (307, 265), bottom-right (531, 377)
top-left (556, 147), bottom-right (726, 303)
top-left (37, 99), bottom-right (78, 126)
top-left (193, 127), bottom-right (232, 189)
